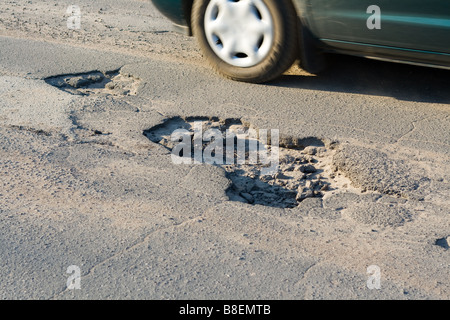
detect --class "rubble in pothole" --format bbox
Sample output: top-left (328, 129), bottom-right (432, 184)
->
top-left (144, 117), bottom-right (361, 209)
top-left (45, 70), bottom-right (140, 96)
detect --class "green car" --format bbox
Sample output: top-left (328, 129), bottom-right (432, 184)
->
top-left (152, 0), bottom-right (450, 83)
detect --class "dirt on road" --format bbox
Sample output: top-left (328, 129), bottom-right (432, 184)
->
top-left (0, 0), bottom-right (448, 300)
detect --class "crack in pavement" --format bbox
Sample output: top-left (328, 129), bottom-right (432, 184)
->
top-left (391, 114), bottom-right (450, 151)
top-left (48, 213), bottom-right (209, 300)
top-left (395, 115), bottom-right (436, 144)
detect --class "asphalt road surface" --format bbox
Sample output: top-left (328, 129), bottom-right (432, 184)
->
top-left (0, 0), bottom-right (449, 300)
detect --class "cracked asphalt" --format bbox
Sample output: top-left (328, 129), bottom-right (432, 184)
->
top-left (0, 0), bottom-right (449, 300)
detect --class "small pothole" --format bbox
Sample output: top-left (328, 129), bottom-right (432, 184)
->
top-left (435, 237), bottom-right (449, 250)
top-left (144, 117), bottom-right (359, 209)
top-left (45, 70), bottom-right (140, 96)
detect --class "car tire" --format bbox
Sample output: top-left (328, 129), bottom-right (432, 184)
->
top-left (192, 0), bottom-right (298, 83)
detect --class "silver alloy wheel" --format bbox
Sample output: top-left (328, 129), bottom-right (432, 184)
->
top-left (204, 0), bottom-right (274, 68)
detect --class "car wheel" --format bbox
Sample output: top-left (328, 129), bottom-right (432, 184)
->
top-left (192, 0), bottom-right (298, 83)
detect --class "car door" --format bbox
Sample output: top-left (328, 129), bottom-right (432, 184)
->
top-left (305, 0), bottom-right (450, 54)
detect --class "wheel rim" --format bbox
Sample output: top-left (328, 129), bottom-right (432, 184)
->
top-left (204, 0), bottom-right (274, 68)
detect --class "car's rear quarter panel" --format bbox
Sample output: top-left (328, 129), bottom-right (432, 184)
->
top-left (152, 0), bottom-right (189, 26)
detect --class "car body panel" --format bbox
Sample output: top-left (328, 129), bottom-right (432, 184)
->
top-left (302, 0), bottom-right (450, 54)
top-left (151, 0), bottom-right (450, 69)
top-left (152, 0), bottom-right (189, 27)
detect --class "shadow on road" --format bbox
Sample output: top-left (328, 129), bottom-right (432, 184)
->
top-left (272, 54), bottom-right (450, 104)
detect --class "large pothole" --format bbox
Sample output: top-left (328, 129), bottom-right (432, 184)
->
top-left (144, 117), bottom-right (360, 208)
top-left (45, 70), bottom-right (140, 96)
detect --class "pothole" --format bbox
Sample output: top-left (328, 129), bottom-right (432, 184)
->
top-left (144, 117), bottom-right (360, 209)
top-left (45, 70), bottom-right (140, 96)
top-left (435, 237), bottom-right (449, 250)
